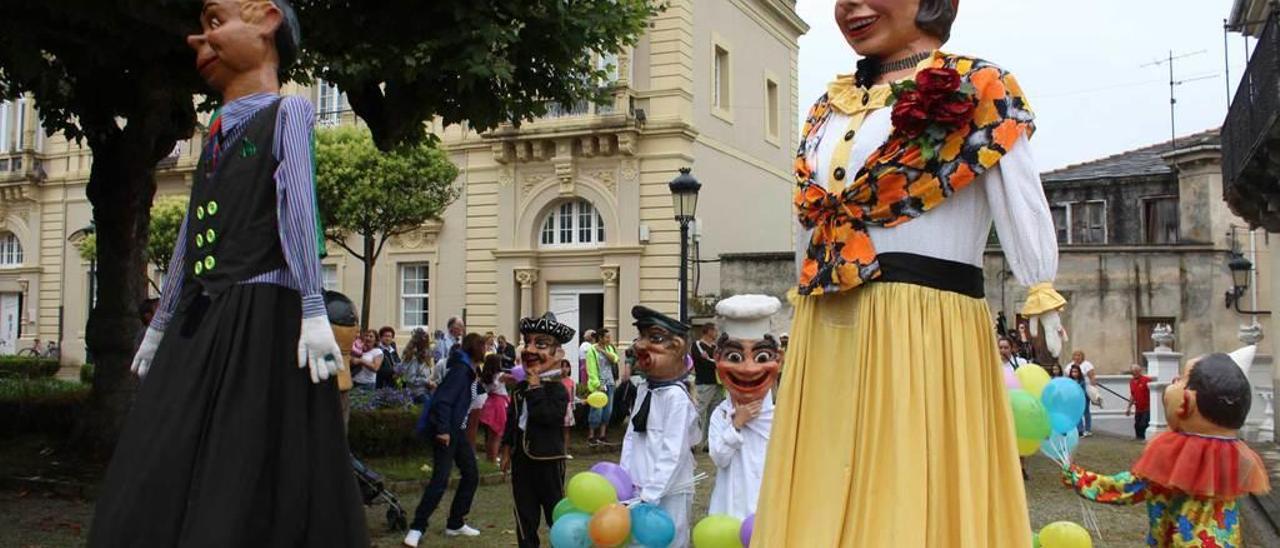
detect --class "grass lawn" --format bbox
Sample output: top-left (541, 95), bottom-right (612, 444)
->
top-left (0, 432), bottom-right (1152, 547)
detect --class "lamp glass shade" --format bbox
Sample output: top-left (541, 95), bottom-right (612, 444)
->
top-left (668, 168), bottom-right (702, 219)
top-left (1228, 254), bottom-right (1252, 290)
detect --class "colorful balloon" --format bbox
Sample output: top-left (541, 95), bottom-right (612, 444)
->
top-left (588, 391), bottom-right (609, 409)
top-left (1015, 365), bottom-right (1051, 398)
top-left (509, 365), bottom-right (527, 382)
top-left (1032, 531), bottom-right (1041, 548)
top-left (590, 462), bottom-right (636, 501)
top-left (552, 497), bottom-right (580, 522)
top-left (1009, 389), bottom-right (1051, 442)
top-left (1038, 521), bottom-right (1092, 548)
top-left (1041, 378), bottom-right (1087, 434)
top-left (739, 513), bottom-right (755, 547)
top-left (589, 503), bottom-right (632, 547)
top-left (567, 472), bottom-right (618, 513)
top-left (631, 503), bottom-right (676, 548)
top-left (1003, 367), bottom-right (1022, 390)
top-left (693, 514), bottom-right (744, 548)
top-left (1016, 436), bottom-right (1043, 457)
top-left (549, 512), bottom-right (592, 548)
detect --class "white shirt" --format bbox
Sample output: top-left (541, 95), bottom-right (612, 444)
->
top-left (1001, 355), bottom-right (1028, 377)
top-left (708, 397), bottom-right (773, 520)
top-left (1076, 360), bottom-right (1096, 382)
top-left (352, 349), bottom-right (382, 385)
top-left (620, 381), bottom-right (701, 503)
top-left (797, 106), bottom-right (1059, 286)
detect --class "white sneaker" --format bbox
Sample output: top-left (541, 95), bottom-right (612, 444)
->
top-left (445, 524), bottom-right (481, 537)
top-left (403, 529), bottom-right (423, 547)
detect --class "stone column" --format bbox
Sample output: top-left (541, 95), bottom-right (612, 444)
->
top-left (601, 265), bottom-right (620, 338)
top-left (1144, 324), bottom-right (1182, 438)
top-left (515, 268), bottom-right (539, 320)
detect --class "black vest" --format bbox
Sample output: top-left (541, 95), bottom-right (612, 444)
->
top-left (508, 381), bottom-right (570, 461)
top-left (182, 100), bottom-right (288, 301)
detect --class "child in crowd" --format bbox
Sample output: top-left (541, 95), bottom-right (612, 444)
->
top-left (561, 359), bottom-right (577, 452)
top-left (478, 354), bottom-right (510, 463)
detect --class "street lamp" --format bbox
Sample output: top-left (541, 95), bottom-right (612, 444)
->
top-left (668, 167), bottom-right (701, 325)
top-left (1225, 250), bottom-right (1270, 315)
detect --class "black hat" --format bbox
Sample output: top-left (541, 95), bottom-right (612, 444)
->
top-left (631, 305), bottom-right (691, 337)
top-left (519, 312), bottom-right (576, 344)
top-left (271, 0), bottom-right (302, 76)
top-left (324, 290), bottom-right (357, 327)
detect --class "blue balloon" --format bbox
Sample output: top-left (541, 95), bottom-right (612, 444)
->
top-left (630, 502), bottom-right (676, 547)
top-left (1039, 429), bottom-right (1080, 463)
top-left (1041, 378), bottom-right (1086, 434)
top-left (550, 512), bottom-right (592, 548)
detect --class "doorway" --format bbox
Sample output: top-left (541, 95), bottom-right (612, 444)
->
top-left (548, 284), bottom-right (605, 366)
top-left (0, 293), bottom-right (20, 355)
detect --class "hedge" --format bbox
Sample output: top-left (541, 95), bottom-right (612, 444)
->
top-left (80, 363), bottom-right (95, 385)
top-left (0, 356), bottom-right (61, 379)
top-left (0, 378), bottom-right (90, 438)
top-left (348, 407), bottom-right (425, 457)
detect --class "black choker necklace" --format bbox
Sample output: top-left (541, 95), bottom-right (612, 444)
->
top-left (854, 51), bottom-right (933, 89)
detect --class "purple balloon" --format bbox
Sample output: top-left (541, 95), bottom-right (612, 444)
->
top-left (589, 462), bottom-right (635, 501)
top-left (740, 513), bottom-right (755, 547)
top-left (510, 365), bottom-right (527, 382)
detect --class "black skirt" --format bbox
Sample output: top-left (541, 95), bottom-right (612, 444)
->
top-left (90, 284), bottom-right (369, 547)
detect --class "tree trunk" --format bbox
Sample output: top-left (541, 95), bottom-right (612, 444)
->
top-left (360, 234), bottom-right (375, 330)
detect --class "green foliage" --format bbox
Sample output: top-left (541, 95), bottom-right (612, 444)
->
top-left (79, 363), bottom-right (95, 385)
top-left (0, 357), bottom-right (61, 379)
top-left (146, 196), bottom-right (188, 272)
top-left (347, 407), bottom-right (424, 457)
top-left (0, 378), bottom-right (91, 439)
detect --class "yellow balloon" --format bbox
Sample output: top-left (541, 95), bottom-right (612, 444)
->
top-left (1015, 365), bottom-right (1051, 399)
top-left (1016, 436), bottom-right (1042, 456)
top-left (587, 391), bottom-right (609, 409)
top-left (1038, 521), bottom-right (1092, 548)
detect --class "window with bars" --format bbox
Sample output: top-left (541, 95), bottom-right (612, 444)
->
top-left (540, 200), bottom-right (606, 247)
top-left (400, 263), bottom-right (429, 329)
top-left (0, 233), bottom-right (22, 267)
top-left (1143, 197), bottom-right (1179, 244)
top-left (316, 80), bottom-right (346, 125)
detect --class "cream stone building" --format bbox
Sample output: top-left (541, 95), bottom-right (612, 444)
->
top-left (0, 0), bottom-right (808, 367)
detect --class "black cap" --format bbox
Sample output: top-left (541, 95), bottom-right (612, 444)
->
top-left (324, 290), bottom-right (357, 327)
top-left (631, 305), bottom-right (690, 337)
top-left (519, 312), bottom-right (576, 344)
top-left (271, 0), bottom-right (302, 76)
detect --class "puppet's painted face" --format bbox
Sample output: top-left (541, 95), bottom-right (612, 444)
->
top-left (716, 335), bottom-right (781, 405)
top-left (834, 0), bottom-right (929, 57)
top-left (187, 0), bottom-right (283, 92)
top-left (1165, 357), bottom-right (1211, 434)
top-left (634, 326), bottom-right (688, 381)
top-left (521, 333), bottom-right (561, 376)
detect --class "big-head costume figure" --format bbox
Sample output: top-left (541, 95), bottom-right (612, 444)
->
top-left (90, 2), bottom-right (368, 546)
top-left (621, 305), bottom-right (701, 548)
top-left (1064, 346), bottom-right (1270, 547)
top-left (503, 312), bottom-right (575, 548)
top-left (708, 295), bottom-right (781, 520)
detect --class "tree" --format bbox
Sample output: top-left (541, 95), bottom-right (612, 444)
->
top-left (74, 197), bottom-right (189, 289)
top-left (294, 0), bottom-right (661, 150)
top-left (315, 126), bottom-right (460, 328)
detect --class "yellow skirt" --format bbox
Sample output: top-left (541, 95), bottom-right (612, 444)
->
top-left (754, 282), bottom-right (1031, 547)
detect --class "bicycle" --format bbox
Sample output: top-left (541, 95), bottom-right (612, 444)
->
top-left (17, 340), bottom-right (60, 360)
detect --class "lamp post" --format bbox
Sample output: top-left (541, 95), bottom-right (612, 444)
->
top-left (1225, 250), bottom-right (1271, 316)
top-left (668, 168), bottom-right (701, 325)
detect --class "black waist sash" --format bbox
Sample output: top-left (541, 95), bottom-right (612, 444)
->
top-left (874, 252), bottom-right (985, 298)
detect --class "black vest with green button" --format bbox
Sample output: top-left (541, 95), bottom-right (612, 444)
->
top-left (182, 99), bottom-right (288, 300)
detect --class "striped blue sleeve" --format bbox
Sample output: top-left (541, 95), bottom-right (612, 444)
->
top-left (149, 213), bottom-right (190, 332)
top-left (274, 96), bottom-right (326, 319)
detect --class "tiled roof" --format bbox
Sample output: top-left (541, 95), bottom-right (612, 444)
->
top-left (1041, 128), bottom-right (1220, 183)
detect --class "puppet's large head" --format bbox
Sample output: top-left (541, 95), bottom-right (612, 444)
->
top-left (188, 0), bottom-right (302, 93)
top-left (519, 312), bottom-right (575, 377)
top-left (714, 295), bottom-right (782, 406)
top-left (1164, 346), bottom-right (1255, 435)
top-left (631, 306), bottom-right (691, 382)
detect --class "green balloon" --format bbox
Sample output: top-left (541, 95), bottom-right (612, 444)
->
top-left (1032, 531), bottom-right (1041, 548)
top-left (692, 514), bottom-right (743, 548)
top-left (567, 472), bottom-right (618, 513)
top-left (1009, 389), bottom-right (1051, 441)
top-left (552, 497), bottom-right (580, 522)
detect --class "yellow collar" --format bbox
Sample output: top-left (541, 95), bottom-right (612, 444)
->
top-left (825, 50), bottom-right (943, 115)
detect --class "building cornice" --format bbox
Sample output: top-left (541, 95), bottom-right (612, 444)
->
top-left (492, 245), bottom-right (646, 260)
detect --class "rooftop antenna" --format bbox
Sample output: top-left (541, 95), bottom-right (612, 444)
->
top-left (1141, 49), bottom-right (1208, 149)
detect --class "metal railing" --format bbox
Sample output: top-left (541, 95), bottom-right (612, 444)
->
top-left (1223, 12), bottom-right (1280, 186)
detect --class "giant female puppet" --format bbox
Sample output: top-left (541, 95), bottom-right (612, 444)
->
top-left (754, 1), bottom-right (1065, 546)
top-left (90, 1), bottom-right (368, 546)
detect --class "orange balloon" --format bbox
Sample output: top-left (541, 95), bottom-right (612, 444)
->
top-left (588, 503), bottom-right (631, 547)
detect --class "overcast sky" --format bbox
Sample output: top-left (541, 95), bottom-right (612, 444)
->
top-left (794, 0), bottom-right (1252, 171)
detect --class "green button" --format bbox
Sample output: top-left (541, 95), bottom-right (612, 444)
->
top-left (195, 234), bottom-right (205, 248)
top-left (194, 262), bottom-right (204, 275)
top-left (205, 228), bottom-right (216, 244)
top-left (196, 205), bottom-right (206, 220)
top-left (204, 256), bottom-right (216, 270)
top-left (207, 201), bottom-right (219, 216)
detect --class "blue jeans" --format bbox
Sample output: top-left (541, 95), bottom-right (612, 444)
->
top-left (588, 384), bottom-right (615, 429)
top-left (1083, 401), bottom-right (1092, 433)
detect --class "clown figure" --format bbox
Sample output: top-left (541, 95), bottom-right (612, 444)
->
top-left (620, 306), bottom-right (700, 548)
top-left (707, 295), bottom-right (781, 520)
top-left (1063, 346), bottom-right (1270, 547)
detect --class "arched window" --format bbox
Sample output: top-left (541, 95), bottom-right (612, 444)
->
top-left (540, 200), bottom-right (605, 247)
top-left (0, 233), bottom-right (22, 266)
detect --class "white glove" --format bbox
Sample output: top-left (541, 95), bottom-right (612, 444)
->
top-left (131, 327), bottom-right (165, 378)
top-left (1029, 310), bottom-right (1065, 358)
top-left (297, 315), bottom-right (344, 384)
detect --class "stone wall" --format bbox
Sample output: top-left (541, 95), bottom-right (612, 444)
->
top-left (716, 251), bottom-right (794, 335)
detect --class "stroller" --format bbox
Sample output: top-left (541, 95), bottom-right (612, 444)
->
top-left (351, 453), bottom-right (409, 532)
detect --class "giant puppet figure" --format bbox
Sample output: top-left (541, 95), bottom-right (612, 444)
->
top-left (755, 0), bottom-right (1067, 546)
top-left (503, 312), bottom-right (575, 548)
top-left (621, 306), bottom-right (700, 548)
top-left (1064, 347), bottom-right (1271, 547)
top-left (708, 295), bottom-right (781, 520)
top-left (90, 2), bottom-right (368, 546)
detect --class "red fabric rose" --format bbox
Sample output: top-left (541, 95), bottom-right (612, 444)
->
top-left (916, 68), bottom-right (961, 100)
top-left (891, 90), bottom-right (930, 139)
top-left (931, 98), bottom-right (976, 126)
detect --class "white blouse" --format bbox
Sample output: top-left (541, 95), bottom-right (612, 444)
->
top-left (796, 107), bottom-right (1059, 287)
